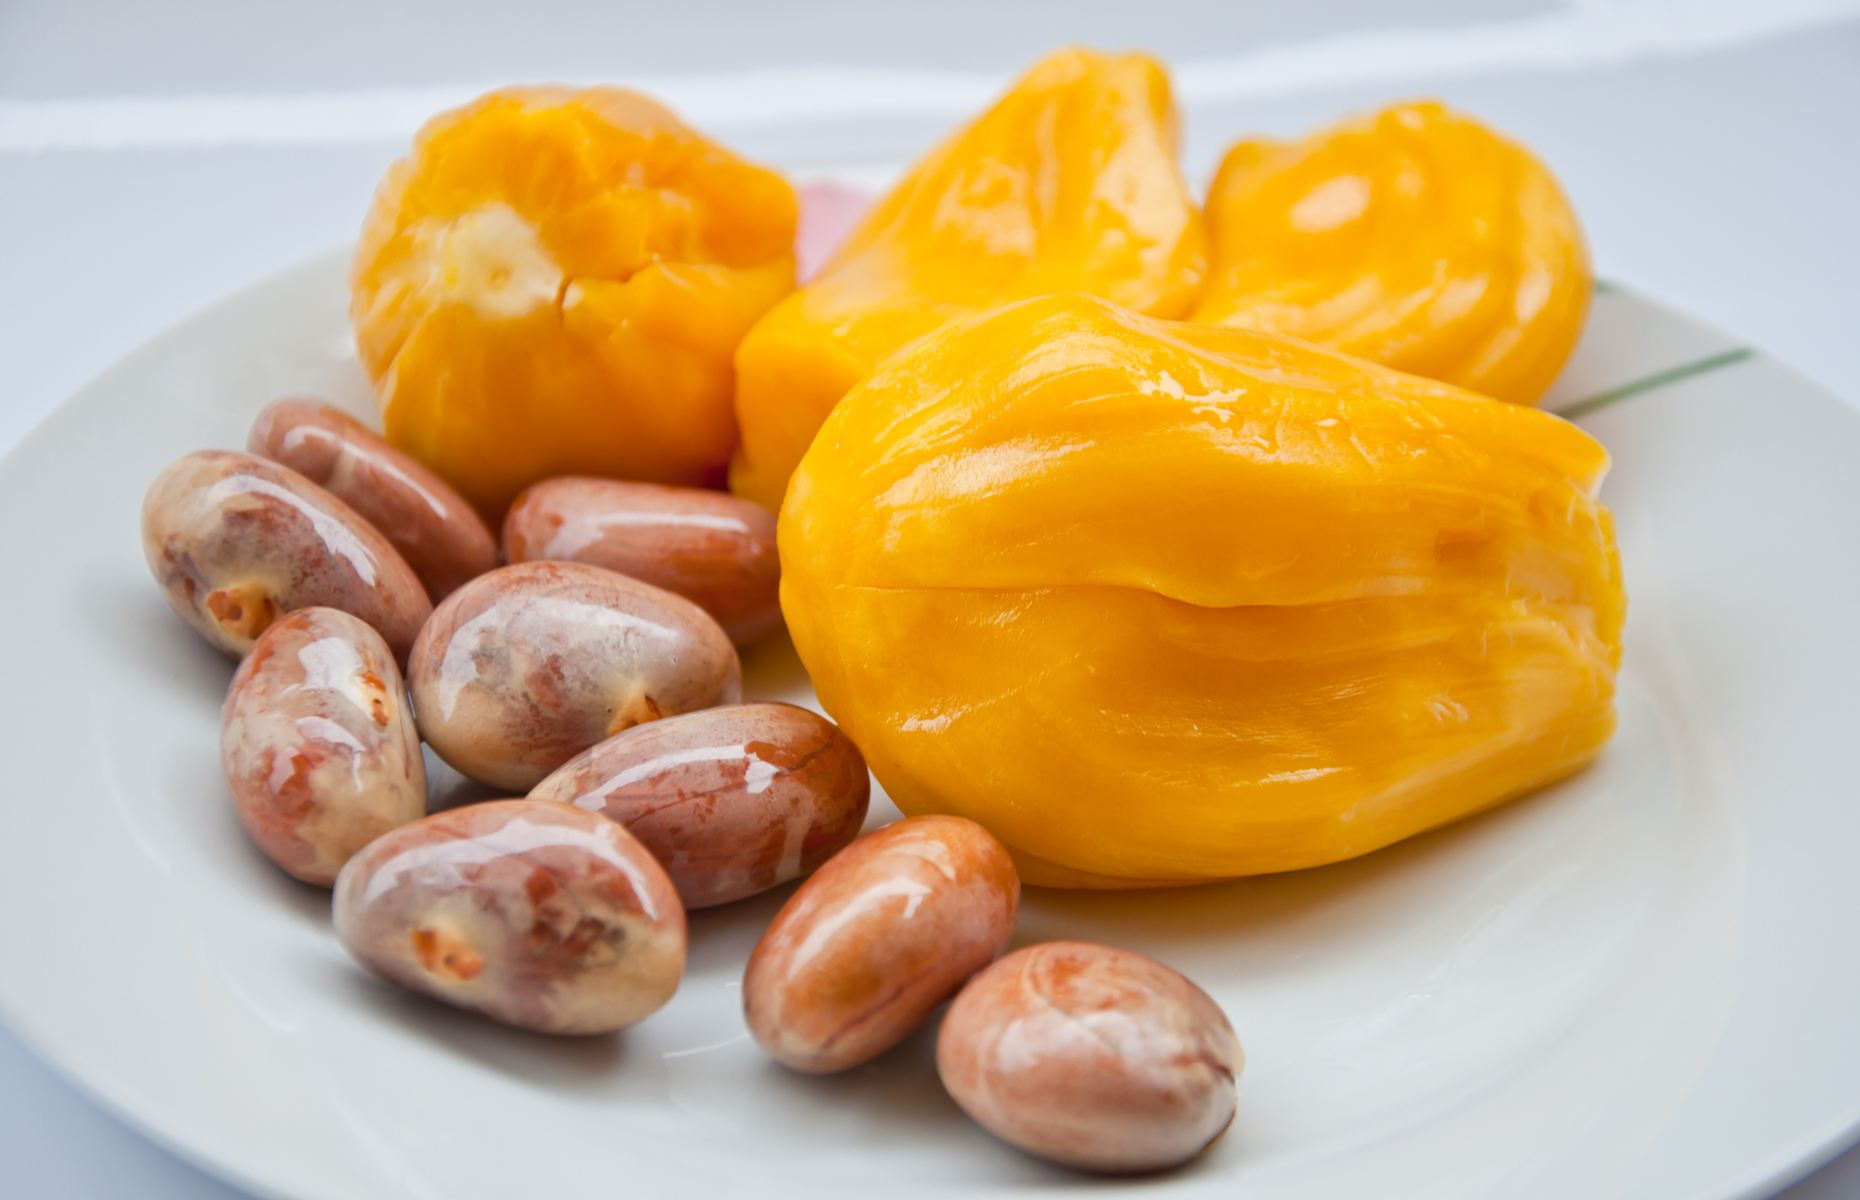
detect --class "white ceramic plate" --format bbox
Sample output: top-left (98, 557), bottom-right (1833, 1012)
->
top-left (0, 244), bottom-right (1856, 1200)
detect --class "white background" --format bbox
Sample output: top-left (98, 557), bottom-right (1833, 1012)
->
top-left (0, 1), bottom-right (1855, 1196)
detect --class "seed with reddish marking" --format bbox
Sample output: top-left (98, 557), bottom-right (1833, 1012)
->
top-left (221, 607), bottom-right (426, 885)
top-left (333, 799), bottom-right (686, 1035)
top-left (249, 397), bottom-right (499, 601)
top-left (529, 702), bottom-right (869, 908)
top-left (407, 561), bottom-right (741, 791)
top-left (503, 477), bottom-right (780, 645)
top-left (141, 450), bottom-right (431, 660)
top-left (937, 941), bottom-right (1243, 1174)
top-left (742, 814), bottom-right (1019, 1073)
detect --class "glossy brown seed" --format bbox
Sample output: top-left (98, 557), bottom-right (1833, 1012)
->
top-left (140, 450), bottom-right (432, 661)
top-left (408, 561), bottom-right (742, 792)
top-left (249, 397), bottom-right (499, 601)
top-left (221, 608), bottom-right (426, 886)
top-left (502, 477), bottom-right (780, 645)
top-left (743, 815), bottom-right (1019, 1073)
top-left (333, 799), bottom-right (686, 1034)
top-left (937, 941), bottom-right (1243, 1174)
top-left (529, 703), bottom-right (869, 909)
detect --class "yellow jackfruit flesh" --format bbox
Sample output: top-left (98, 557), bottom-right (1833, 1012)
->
top-left (780, 292), bottom-right (1624, 887)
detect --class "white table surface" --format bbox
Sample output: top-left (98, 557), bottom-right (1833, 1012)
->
top-left (1, 1), bottom-right (1856, 1196)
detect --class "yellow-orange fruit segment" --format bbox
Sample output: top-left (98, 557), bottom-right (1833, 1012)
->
top-left (780, 293), bottom-right (1624, 887)
top-left (728, 47), bottom-right (1208, 512)
top-left (351, 87), bottom-right (797, 519)
top-left (1191, 100), bottom-right (1590, 405)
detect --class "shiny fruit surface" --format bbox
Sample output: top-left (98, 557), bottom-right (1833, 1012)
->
top-left (780, 292), bottom-right (1623, 886)
top-left (728, 47), bottom-right (1206, 511)
top-left (352, 87), bottom-right (796, 518)
top-left (1192, 100), bottom-right (1589, 405)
